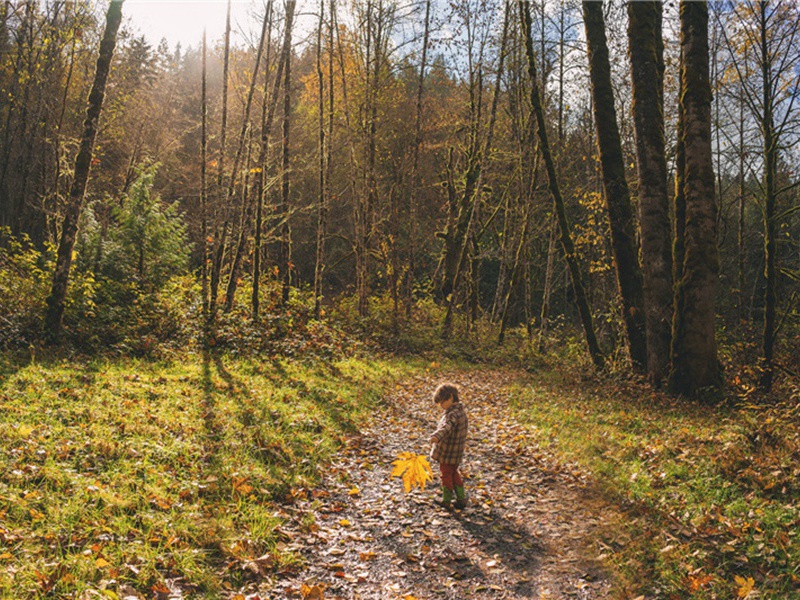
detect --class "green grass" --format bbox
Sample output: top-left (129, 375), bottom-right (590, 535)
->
top-left (0, 351), bottom-right (418, 598)
top-left (508, 369), bottom-right (800, 599)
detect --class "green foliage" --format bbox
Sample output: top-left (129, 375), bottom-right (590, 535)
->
top-left (0, 353), bottom-right (416, 597)
top-left (79, 164), bottom-right (190, 290)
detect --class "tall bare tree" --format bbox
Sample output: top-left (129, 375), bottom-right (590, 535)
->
top-left (44, 0), bottom-right (124, 341)
top-left (253, 0), bottom-right (292, 319)
top-left (224, 3), bottom-right (274, 312)
top-left (279, 0), bottom-right (297, 304)
top-left (520, 0), bottom-right (604, 369)
top-left (208, 0), bottom-right (233, 318)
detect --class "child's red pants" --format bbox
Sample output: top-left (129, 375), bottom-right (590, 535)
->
top-left (439, 463), bottom-right (463, 491)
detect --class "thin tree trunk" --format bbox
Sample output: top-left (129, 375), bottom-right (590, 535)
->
top-left (498, 203), bottom-right (532, 345)
top-left (223, 5), bottom-right (272, 311)
top-left (201, 29), bottom-right (209, 320)
top-left (252, 1), bottom-right (286, 320)
top-left (44, 0), bottom-right (123, 341)
top-left (520, 0), bottom-right (604, 370)
top-left (313, 0), bottom-right (327, 319)
top-left (628, 0), bottom-right (672, 385)
top-left (279, 0), bottom-right (296, 305)
top-left (738, 92), bottom-right (746, 324)
top-left (759, 1), bottom-right (777, 391)
top-left (209, 0), bottom-right (232, 319)
top-left (442, 1), bottom-right (510, 337)
top-left (669, 0), bottom-right (720, 396)
top-left (406, 0), bottom-right (431, 318)
top-left (224, 129), bottom-right (254, 312)
top-left (583, 1), bottom-right (646, 371)
top-left (538, 216), bottom-right (557, 352)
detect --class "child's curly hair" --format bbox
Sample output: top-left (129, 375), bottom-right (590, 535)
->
top-left (433, 383), bottom-right (459, 404)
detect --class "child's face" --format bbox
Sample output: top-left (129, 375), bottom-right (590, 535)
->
top-left (436, 395), bottom-right (454, 411)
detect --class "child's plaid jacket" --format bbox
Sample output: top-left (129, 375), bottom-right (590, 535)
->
top-left (431, 401), bottom-right (468, 465)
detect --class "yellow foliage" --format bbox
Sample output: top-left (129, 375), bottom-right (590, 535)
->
top-left (391, 452), bottom-right (433, 493)
top-left (734, 575), bottom-right (755, 598)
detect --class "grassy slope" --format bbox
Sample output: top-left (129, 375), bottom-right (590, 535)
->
top-left (508, 369), bottom-right (800, 599)
top-left (0, 352), bottom-right (418, 598)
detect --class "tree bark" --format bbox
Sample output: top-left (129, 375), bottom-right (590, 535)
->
top-left (201, 29), bottom-right (209, 320)
top-left (583, 1), bottom-right (647, 371)
top-left (279, 0), bottom-right (296, 305)
top-left (406, 0), bottom-right (431, 318)
top-left (627, 0), bottom-right (673, 385)
top-left (223, 5), bottom-right (273, 312)
top-left (669, 0), bottom-right (720, 396)
top-left (44, 0), bottom-right (123, 341)
top-left (520, 0), bottom-right (604, 370)
top-left (758, 1), bottom-right (777, 391)
top-left (208, 0), bottom-right (232, 319)
top-left (313, 0), bottom-right (328, 319)
top-left (253, 1), bottom-right (289, 320)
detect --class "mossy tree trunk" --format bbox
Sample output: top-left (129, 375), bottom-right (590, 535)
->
top-left (627, 1), bottom-right (673, 385)
top-left (669, 1), bottom-right (720, 397)
top-left (583, 1), bottom-right (647, 372)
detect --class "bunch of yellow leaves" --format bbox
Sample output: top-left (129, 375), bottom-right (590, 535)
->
top-left (391, 452), bottom-right (433, 492)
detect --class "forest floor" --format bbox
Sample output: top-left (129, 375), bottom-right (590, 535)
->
top-left (255, 369), bottom-right (623, 600)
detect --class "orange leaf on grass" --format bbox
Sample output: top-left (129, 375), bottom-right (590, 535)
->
top-left (391, 452), bottom-right (433, 492)
top-left (734, 575), bottom-right (755, 598)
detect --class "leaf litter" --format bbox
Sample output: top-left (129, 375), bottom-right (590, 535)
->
top-left (240, 369), bottom-right (621, 599)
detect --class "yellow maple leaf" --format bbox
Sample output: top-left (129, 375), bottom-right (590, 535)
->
top-left (734, 575), bottom-right (755, 598)
top-left (301, 582), bottom-right (325, 599)
top-left (391, 452), bottom-right (433, 493)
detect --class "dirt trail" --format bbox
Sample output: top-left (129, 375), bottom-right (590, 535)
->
top-left (264, 369), bottom-right (622, 599)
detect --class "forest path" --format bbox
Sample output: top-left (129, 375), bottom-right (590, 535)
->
top-left (266, 369), bottom-right (621, 599)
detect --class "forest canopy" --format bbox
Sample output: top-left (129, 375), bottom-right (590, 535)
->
top-left (1, 0), bottom-right (799, 397)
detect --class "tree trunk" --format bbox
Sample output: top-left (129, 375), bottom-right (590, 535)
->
top-left (538, 216), bottom-right (557, 352)
top-left (442, 1), bottom-right (510, 338)
top-left (669, 0), bottom-right (720, 396)
top-left (224, 131), bottom-right (255, 312)
top-left (583, 1), bottom-right (646, 371)
top-left (406, 0), bottom-right (431, 318)
top-left (223, 5), bottom-right (272, 312)
top-left (201, 29), bottom-right (209, 320)
top-left (253, 1), bottom-right (287, 320)
top-left (44, 0), bottom-right (123, 341)
top-left (313, 0), bottom-right (328, 319)
top-left (520, 0), bottom-right (604, 370)
top-left (279, 0), bottom-right (296, 305)
top-left (209, 0), bottom-right (232, 319)
top-left (759, 1), bottom-right (777, 391)
top-left (627, 0), bottom-right (673, 385)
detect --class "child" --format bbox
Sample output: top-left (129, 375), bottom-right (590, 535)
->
top-left (429, 383), bottom-right (468, 509)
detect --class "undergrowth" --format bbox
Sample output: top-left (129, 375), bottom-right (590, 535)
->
top-left (508, 365), bottom-right (800, 600)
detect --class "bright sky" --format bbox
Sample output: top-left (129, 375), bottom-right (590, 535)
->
top-left (122, 1), bottom-right (263, 50)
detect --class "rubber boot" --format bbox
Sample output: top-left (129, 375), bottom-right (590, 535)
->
top-left (454, 485), bottom-right (467, 509)
top-left (435, 486), bottom-right (453, 509)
